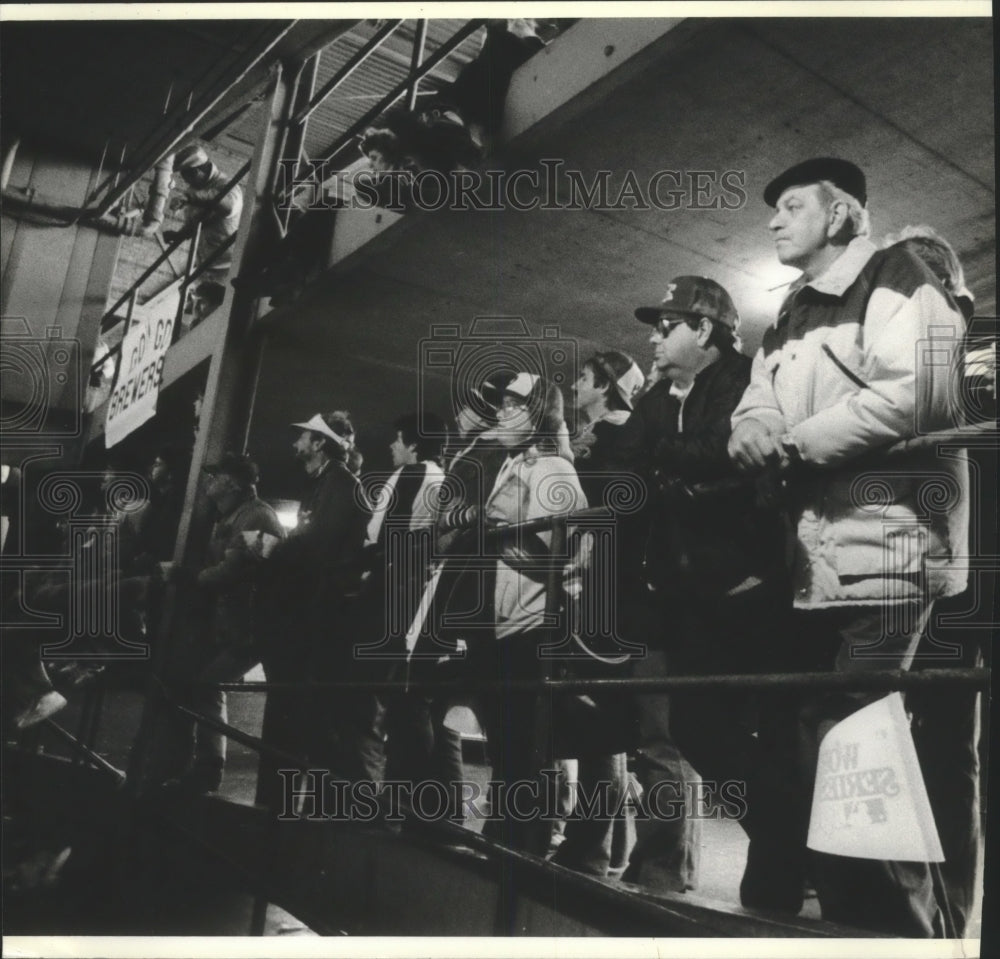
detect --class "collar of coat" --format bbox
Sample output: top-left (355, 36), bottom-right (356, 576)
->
top-left (781, 236), bottom-right (878, 321)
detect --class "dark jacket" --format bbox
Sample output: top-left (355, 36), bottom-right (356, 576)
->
top-left (264, 459), bottom-right (371, 644)
top-left (196, 492), bottom-right (285, 651)
top-left (613, 349), bottom-right (784, 597)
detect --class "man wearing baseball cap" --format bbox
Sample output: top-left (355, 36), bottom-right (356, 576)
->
top-left (613, 276), bottom-right (786, 898)
top-left (164, 453), bottom-right (284, 793)
top-left (728, 159), bottom-right (969, 935)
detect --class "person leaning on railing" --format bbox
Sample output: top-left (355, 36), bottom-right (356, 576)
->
top-left (880, 224), bottom-right (987, 938)
top-left (254, 412), bottom-right (379, 808)
top-left (728, 158), bottom-right (970, 937)
top-left (612, 276), bottom-right (789, 901)
top-left (162, 144), bottom-right (243, 323)
top-left (159, 453), bottom-right (285, 794)
top-left (475, 373), bottom-right (593, 858)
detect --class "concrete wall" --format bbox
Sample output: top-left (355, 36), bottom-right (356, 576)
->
top-left (1, 145), bottom-right (120, 426)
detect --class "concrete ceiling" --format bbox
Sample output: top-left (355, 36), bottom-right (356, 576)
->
top-left (249, 16), bottom-right (994, 494)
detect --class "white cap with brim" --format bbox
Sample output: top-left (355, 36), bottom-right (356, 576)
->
top-left (504, 372), bottom-right (540, 399)
top-left (614, 362), bottom-right (645, 410)
top-left (292, 414), bottom-right (351, 450)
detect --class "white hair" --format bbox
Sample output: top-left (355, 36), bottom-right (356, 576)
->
top-left (880, 224), bottom-right (967, 295)
top-left (818, 180), bottom-right (871, 241)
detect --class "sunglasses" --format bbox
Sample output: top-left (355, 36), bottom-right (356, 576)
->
top-left (655, 316), bottom-right (694, 336)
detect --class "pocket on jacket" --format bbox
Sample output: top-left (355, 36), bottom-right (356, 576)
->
top-left (821, 343), bottom-right (869, 390)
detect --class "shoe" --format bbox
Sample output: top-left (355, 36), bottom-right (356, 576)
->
top-left (14, 691), bottom-right (68, 730)
top-left (165, 761), bottom-right (224, 795)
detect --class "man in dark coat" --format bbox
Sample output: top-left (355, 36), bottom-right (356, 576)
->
top-left (614, 275), bottom-right (788, 902)
top-left (256, 412), bottom-right (379, 808)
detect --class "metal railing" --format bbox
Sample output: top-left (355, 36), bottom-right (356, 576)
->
top-left (24, 425), bottom-right (989, 938)
top-left (88, 159), bottom-right (251, 389)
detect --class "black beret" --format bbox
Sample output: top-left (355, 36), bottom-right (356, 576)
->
top-left (764, 157), bottom-right (867, 208)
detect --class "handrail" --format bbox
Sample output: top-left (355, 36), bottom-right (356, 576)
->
top-left (198, 668), bottom-right (990, 695)
top-left (42, 718), bottom-right (127, 785)
top-left (314, 19), bottom-right (487, 170)
top-left (86, 23), bottom-right (296, 219)
top-left (686, 421), bottom-right (997, 499)
top-left (293, 19), bottom-right (406, 125)
top-left (98, 160), bottom-right (251, 336)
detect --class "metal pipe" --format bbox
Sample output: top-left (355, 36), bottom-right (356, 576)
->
top-left (87, 22), bottom-right (297, 220)
top-left (318, 19), bottom-right (487, 166)
top-left (126, 289), bottom-right (137, 328)
top-left (99, 159), bottom-right (250, 331)
top-left (43, 719), bottom-right (126, 784)
top-left (293, 19), bottom-right (404, 125)
top-left (111, 143), bottom-right (128, 190)
top-left (91, 138), bottom-right (109, 201)
top-left (166, 699), bottom-right (311, 770)
top-left (280, 53), bottom-right (321, 233)
top-left (406, 20), bottom-right (429, 112)
top-left (173, 221), bottom-right (202, 338)
top-left (201, 667), bottom-right (990, 694)
top-left (1, 137), bottom-right (20, 191)
top-left (685, 421), bottom-right (999, 500)
top-left (137, 152), bottom-right (175, 237)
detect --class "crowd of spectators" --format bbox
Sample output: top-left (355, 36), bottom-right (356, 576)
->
top-left (5, 155), bottom-right (993, 938)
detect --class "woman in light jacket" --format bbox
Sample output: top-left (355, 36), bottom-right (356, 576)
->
top-left (479, 373), bottom-right (597, 860)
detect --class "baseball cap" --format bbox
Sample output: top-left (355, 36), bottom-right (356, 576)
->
top-left (203, 452), bottom-right (259, 488)
top-left (764, 157), bottom-right (867, 208)
top-left (634, 275), bottom-right (739, 329)
top-left (504, 372), bottom-right (541, 400)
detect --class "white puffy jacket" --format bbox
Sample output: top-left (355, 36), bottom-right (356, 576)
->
top-left (732, 238), bottom-right (969, 608)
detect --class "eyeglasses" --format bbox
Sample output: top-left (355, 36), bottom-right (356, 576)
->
top-left (654, 316), bottom-right (693, 336)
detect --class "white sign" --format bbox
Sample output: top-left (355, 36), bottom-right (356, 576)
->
top-left (104, 306), bottom-right (176, 448)
top-left (807, 692), bottom-right (944, 862)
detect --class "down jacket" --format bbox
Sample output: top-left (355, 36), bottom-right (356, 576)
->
top-left (731, 237), bottom-right (969, 608)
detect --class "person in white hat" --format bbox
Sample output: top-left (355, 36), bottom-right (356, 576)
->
top-left (254, 412), bottom-right (381, 809)
top-left (475, 374), bottom-right (589, 857)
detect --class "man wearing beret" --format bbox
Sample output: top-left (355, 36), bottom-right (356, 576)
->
top-left (729, 158), bottom-right (969, 935)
